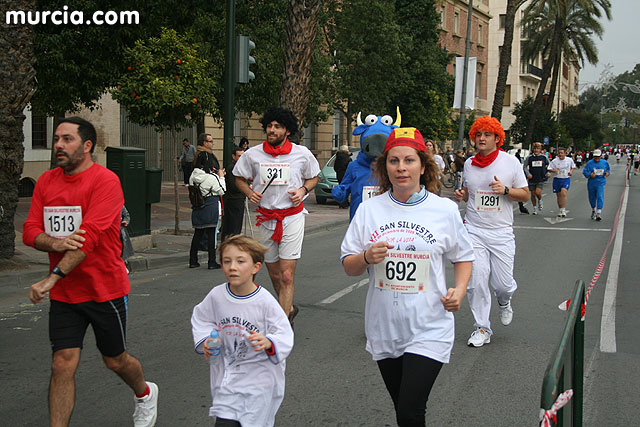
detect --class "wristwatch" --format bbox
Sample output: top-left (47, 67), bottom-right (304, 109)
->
top-left (503, 187), bottom-right (510, 195)
top-left (51, 266), bottom-right (66, 278)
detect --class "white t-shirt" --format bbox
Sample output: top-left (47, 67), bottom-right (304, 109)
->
top-left (233, 143), bottom-right (320, 229)
top-left (340, 191), bottom-right (474, 363)
top-left (433, 154), bottom-right (445, 171)
top-left (548, 157), bottom-right (576, 179)
top-left (191, 284), bottom-right (294, 427)
top-left (462, 151), bottom-right (528, 229)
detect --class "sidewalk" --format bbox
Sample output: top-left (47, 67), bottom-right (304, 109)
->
top-left (7, 182), bottom-right (352, 280)
top-left (6, 181), bottom-right (455, 280)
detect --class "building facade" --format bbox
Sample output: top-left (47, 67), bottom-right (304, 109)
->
top-left (439, 0), bottom-right (492, 116)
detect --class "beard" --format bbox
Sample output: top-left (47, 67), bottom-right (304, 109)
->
top-left (56, 145), bottom-right (85, 171)
top-left (266, 133), bottom-right (287, 146)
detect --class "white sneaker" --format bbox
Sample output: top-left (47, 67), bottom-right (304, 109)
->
top-left (498, 301), bottom-right (513, 326)
top-left (467, 328), bottom-right (491, 347)
top-left (539, 200), bottom-right (543, 210)
top-left (532, 206), bottom-right (538, 215)
top-left (133, 382), bottom-right (158, 427)
top-left (591, 210), bottom-right (596, 220)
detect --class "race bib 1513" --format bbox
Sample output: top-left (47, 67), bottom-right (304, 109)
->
top-left (44, 206), bottom-right (82, 238)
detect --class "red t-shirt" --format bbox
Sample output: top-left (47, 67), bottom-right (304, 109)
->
top-left (23, 163), bottom-right (130, 303)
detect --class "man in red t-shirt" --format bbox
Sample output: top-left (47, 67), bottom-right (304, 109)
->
top-left (23, 117), bottom-right (158, 427)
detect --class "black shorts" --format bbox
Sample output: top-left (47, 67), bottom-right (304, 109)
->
top-left (49, 296), bottom-right (129, 357)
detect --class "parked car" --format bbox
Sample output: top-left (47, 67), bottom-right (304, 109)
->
top-left (314, 147), bottom-right (359, 204)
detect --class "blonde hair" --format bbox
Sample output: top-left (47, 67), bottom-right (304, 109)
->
top-left (373, 149), bottom-right (442, 195)
top-left (218, 235), bottom-right (268, 264)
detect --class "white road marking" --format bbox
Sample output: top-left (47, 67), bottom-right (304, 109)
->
top-left (513, 225), bottom-right (611, 232)
top-left (319, 278), bottom-right (369, 304)
top-left (599, 184), bottom-right (629, 353)
top-left (543, 217), bottom-right (575, 225)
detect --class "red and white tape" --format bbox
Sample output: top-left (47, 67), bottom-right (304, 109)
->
top-left (558, 164), bottom-right (629, 319)
top-left (540, 389), bottom-right (574, 427)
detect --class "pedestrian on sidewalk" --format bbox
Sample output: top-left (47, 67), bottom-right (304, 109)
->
top-left (513, 148), bottom-right (529, 214)
top-left (191, 235), bottom-right (293, 427)
top-left (189, 133), bottom-right (226, 269)
top-left (22, 117), bottom-right (158, 427)
top-left (221, 145), bottom-right (246, 241)
top-left (333, 145), bottom-right (352, 209)
top-left (233, 106), bottom-right (320, 327)
top-left (179, 138), bottom-right (196, 185)
top-left (120, 205), bottom-right (135, 270)
top-left (547, 147), bottom-right (576, 218)
top-left (582, 149), bottom-right (610, 221)
top-left (454, 116), bottom-right (529, 348)
top-left (341, 127), bottom-right (474, 426)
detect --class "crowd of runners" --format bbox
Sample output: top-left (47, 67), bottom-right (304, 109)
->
top-left (24, 110), bottom-right (631, 427)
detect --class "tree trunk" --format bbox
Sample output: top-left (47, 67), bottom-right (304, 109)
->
top-left (170, 114), bottom-right (180, 235)
top-left (0, 0), bottom-right (37, 259)
top-left (279, 0), bottom-right (322, 141)
top-left (546, 49), bottom-right (562, 112)
top-left (491, 0), bottom-right (521, 120)
top-left (523, 20), bottom-right (563, 148)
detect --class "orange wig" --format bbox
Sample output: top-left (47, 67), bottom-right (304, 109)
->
top-left (469, 116), bottom-right (506, 147)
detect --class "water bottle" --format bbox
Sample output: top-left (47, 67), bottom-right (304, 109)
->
top-left (205, 330), bottom-right (222, 357)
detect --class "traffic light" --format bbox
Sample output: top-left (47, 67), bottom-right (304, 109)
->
top-left (236, 35), bottom-right (255, 84)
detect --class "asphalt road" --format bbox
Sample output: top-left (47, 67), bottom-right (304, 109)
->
top-left (1, 159), bottom-right (638, 426)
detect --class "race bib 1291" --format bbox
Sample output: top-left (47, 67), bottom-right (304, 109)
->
top-left (373, 250), bottom-right (430, 293)
top-left (44, 206), bottom-right (82, 238)
top-left (474, 190), bottom-right (502, 212)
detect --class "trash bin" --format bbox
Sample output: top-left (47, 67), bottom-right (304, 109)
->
top-left (107, 147), bottom-right (146, 236)
top-left (145, 168), bottom-right (163, 204)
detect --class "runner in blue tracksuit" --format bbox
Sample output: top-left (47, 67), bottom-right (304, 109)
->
top-left (582, 149), bottom-right (610, 221)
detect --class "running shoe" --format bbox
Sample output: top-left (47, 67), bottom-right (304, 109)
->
top-left (591, 211), bottom-right (597, 220)
top-left (532, 206), bottom-right (538, 215)
top-left (596, 214), bottom-right (602, 221)
top-left (467, 328), bottom-right (491, 347)
top-left (519, 205), bottom-right (530, 215)
top-left (133, 382), bottom-right (158, 427)
top-left (539, 200), bottom-right (543, 210)
top-left (498, 301), bottom-right (513, 326)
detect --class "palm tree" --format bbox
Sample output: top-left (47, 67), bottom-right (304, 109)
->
top-left (491, 0), bottom-right (526, 120)
top-left (521, 0), bottom-right (611, 148)
top-left (0, 0), bottom-right (38, 259)
top-left (279, 0), bottom-right (323, 141)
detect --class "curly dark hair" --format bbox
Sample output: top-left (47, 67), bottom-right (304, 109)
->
top-left (373, 149), bottom-right (442, 195)
top-left (260, 106), bottom-right (298, 136)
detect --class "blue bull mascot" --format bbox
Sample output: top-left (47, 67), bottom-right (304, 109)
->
top-left (332, 108), bottom-right (400, 220)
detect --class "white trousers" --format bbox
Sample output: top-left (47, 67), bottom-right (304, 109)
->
top-left (465, 224), bottom-right (518, 334)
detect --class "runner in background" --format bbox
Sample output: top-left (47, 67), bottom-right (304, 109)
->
top-left (548, 147), bottom-right (576, 218)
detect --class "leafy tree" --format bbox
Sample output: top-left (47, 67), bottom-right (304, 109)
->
top-left (510, 96), bottom-right (558, 145)
top-left (391, 0), bottom-right (453, 141)
top-left (111, 28), bottom-right (220, 234)
top-left (559, 104), bottom-right (601, 149)
top-left (0, 0), bottom-right (37, 260)
top-left (325, 0), bottom-right (406, 141)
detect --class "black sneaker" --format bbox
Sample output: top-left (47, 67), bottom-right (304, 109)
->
top-left (519, 205), bottom-right (529, 215)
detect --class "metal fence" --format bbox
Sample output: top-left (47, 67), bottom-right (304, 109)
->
top-left (120, 106), bottom-right (197, 181)
top-left (539, 280), bottom-right (586, 426)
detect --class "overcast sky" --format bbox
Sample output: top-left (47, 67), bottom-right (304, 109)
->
top-left (579, 0), bottom-right (639, 92)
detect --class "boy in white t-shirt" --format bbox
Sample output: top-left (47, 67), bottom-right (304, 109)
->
top-left (454, 116), bottom-right (529, 347)
top-left (191, 235), bottom-right (294, 427)
top-left (548, 147), bottom-right (576, 217)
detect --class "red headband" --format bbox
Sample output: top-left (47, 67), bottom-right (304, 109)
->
top-left (384, 127), bottom-right (426, 153)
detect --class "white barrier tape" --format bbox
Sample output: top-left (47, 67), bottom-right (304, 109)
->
top-left (540, 389), bottom-right (574, 427)
top-left (558, 163), bottom-right (630, 320)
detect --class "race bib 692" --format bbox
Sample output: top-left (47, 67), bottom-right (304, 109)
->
top-left (373, 250), bottom-right (430, 293)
